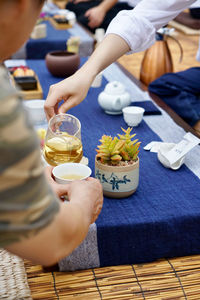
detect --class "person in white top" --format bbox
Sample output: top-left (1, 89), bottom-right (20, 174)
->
top-left (45, 0), bottom-right (197, 118)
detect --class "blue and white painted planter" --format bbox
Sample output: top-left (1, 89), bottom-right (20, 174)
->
top-left (95, 157), bottom-right (139, 198)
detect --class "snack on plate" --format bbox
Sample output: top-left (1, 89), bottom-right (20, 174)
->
top-left (11, 66), bottom-right (37, 91)
top-left (54, 14), bottom-right (67, 19)
top-left (13, 67), bottom-right (35, 77)
top-left (53, 14), bottom-right (69, 24)
top-left (13, 68), bottom-right (24, 77)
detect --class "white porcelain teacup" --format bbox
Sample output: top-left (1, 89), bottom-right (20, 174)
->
top-left (23, 99), bottom-right (46, 125)
top-left (122, 106), bottom-right (145, 127)
top-left (53, 163), bottom-right (92, 184)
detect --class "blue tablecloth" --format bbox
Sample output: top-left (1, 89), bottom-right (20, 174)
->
top-left (27, 59), bottom-right (200, 271)
top-left (27, 21), bottom-right (71, 59)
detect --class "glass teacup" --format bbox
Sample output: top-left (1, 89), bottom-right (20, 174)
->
top-left (43, 113), bottom-right (82, 166)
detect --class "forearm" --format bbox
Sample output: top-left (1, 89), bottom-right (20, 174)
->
top-left (78, 33), bottom-right (130, 81)
top-left (98, 0), bottom-right (118, 13)
top-left (6, 201), bottom-right (91, 266)
top-left (56, 201), bottom-right (92, 260)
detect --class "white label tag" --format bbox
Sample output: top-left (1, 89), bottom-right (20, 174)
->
top-left (164, 133), bottom-right (200, 165)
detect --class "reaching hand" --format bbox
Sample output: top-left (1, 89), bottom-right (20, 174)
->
top-left (45, 70), bottom-right (94, 120)
top-left (85, 6), bottom-right (105, 28)
top-left (67, 177), bottom-right (103, 224)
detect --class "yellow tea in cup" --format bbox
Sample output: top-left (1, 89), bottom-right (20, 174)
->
top-left (60, 174), bottom-right (85, 180)
top-left (53, 163), bottom-right (92, 184)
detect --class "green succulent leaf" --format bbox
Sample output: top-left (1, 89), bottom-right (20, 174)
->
top-left (111, 154), bottom-right (122, 161)
top-left (96, 128), bottom-right (140, 164)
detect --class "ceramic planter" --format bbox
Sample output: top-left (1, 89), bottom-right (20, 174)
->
top-left (95, 157), bottom-right (139, 198)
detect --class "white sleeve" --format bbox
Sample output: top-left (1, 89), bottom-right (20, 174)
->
top-left (106, 0), bottom-right (196, 53)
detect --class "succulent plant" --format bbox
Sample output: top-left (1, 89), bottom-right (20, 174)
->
top-left (96, 127), bottom-right (140, 165)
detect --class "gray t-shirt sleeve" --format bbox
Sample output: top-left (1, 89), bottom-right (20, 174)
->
top-left (0, 67), bottom-right (60, 247)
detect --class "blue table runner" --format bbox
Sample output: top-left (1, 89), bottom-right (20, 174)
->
top-left (27, 59), bottom-right (200, 270)
top-left (27, 21), bottom-right (71, 59)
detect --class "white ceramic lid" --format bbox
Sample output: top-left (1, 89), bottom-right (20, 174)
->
top-left (104, 81), bottom-right (126, 95)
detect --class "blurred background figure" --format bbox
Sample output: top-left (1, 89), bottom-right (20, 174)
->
top-left (189, 0), bottom-right (200, 19)
top-left (66, 0), bottom-right (137, 33)
top-left (174, 0), bottom-right (200, 29)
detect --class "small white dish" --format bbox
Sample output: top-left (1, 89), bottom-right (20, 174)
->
top-left (53, 163), bottom-right (92, 184)
top-left (122, 106), bottom-right (145, 127)
top-left (23, 99), bottom-right (46, 125)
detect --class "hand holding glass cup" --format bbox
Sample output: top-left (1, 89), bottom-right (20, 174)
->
top-left (43, 113), bottom-right (83, 166)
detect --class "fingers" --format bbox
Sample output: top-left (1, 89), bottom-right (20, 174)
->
top-left (91, 195), bottom-right (103, 224)
top-left (88, 20), bottom-right (96, 28)
top-left (45, 85), bottom-right (61, 120)
top-left (58, 95), bottom-right (79, 114)
top-left (55, 184), bottom-right (70, 197)
top-left (44, 103), bottom-right (55, 121)
top-left (90, 203), bottom-right (103, 223)
top-left (86, 178), bottom-right (103, 223)
top-left (44, 166), bottom-right (70, 198)
top-left (84, 10), bottom-right (100, 28)
top-left (84, 10), bottom-right (91, 18)
top-left (45, 82), bottom-right (81, 119)
top-left (86, 177), bottom-right (102, 188)
top-left (65, 178), bottom-right (103, 224)
top-left (86, 177), bottom-right (98, 182)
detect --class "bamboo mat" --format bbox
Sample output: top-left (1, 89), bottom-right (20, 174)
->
top-left (25, 255), bottom-right (200, 299)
